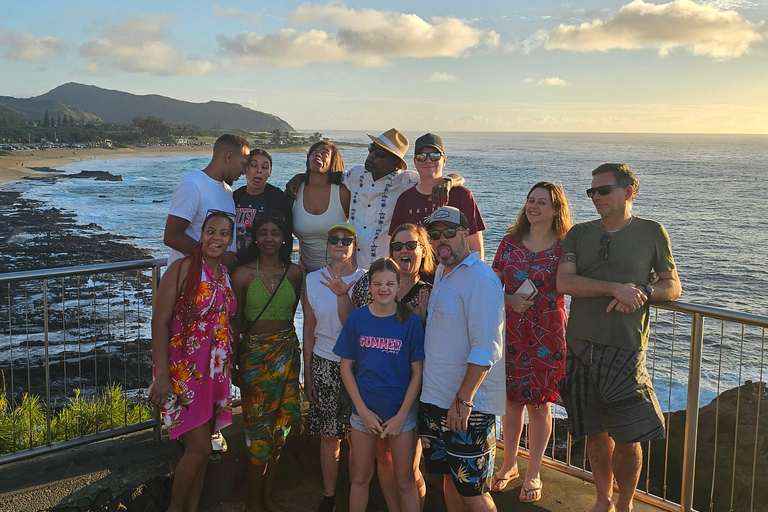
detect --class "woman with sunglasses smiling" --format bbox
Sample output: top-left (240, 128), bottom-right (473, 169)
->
top-left (292, 141), bottom-right (350, 273)
top-left (231, 211), bottom-right (303, 512)
top-left (149, 211), bottom-right (237, 512)
top-left (302, 222), bottom-right (364, 512)
top-left (490, 182), bottom-right (573, 503)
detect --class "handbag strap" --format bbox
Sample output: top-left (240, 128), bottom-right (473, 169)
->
top-left (240, 263), bottom-right (290, 335)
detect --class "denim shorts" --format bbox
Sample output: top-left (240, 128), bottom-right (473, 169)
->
top-left (350, 403), bottom-right (418, 434)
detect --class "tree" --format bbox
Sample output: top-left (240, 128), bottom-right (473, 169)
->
top-left (57, 114), bottom-right (62, 126)
top-left (43, 110), bottom-right (50, 128)
top-left (269, 129), bottom-right (282, 145)
top-left (132, 116), bottom-right (171, 139)
top-left (309, 132), bottom-right (323, 143)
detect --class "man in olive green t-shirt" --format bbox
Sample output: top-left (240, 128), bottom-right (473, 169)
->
top-left (557, 163), bottom-right (682, 512)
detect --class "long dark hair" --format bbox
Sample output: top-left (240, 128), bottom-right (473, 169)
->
top-left (369, 258), bottom-right (411, 323)
top-left (239, 210), bottom-right (294, 267)
top-left (179, 211), bottom-right (234, 350)
top-left (303, 141), bottom-right (344, 185)
top-left (507, 181), bottom-right (573, 241)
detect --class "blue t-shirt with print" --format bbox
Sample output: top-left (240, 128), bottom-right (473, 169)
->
top-left (333, 306), bottom-right (425, 418)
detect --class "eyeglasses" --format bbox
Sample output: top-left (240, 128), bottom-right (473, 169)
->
top-left (328, 235), bottom-right (355, 246)
top-left (427, 227), bottom-right (464, 241)
top-left (599, 232), bottom-right (610, 260)
top-left (205, 209), bottom-right (235, 220)
top-left (414, 152), bottom-right (442, 163)
top-left (391, 240), bottom-right (420, 251)
top-left (254, 210), bottom-right (287, 224)
top-left (586, 184), bottom-right (625, 198)
top-left (368, 143), bottom-right (392, 159)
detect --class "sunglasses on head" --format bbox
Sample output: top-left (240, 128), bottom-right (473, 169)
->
top-left (254, 210), bottom-right (287, 224)
top-left (586, 184), bottom-right (625, 198)
top-left (427, 227), bottom-right (463, 241)
top-left (368, 143), bottom-right (392, 159)
top-left (391, 240), bottom-right (420, 251)
top-left (328, 235), bottom-right (355, 246)
top-left (205, 209), bottom-right (235, 220)
top-left (414, 152), bottom-right (442, 163)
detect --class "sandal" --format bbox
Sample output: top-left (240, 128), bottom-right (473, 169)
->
top-left (491, 466), bottom-right (520, 491)
top-left (519, 479), bottom-right (542, 503)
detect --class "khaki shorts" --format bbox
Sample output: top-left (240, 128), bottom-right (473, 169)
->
top-left (557, 337), bottom-right (666, 444)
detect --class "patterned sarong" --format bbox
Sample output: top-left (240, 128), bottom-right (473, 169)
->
top-left (238, 326), bottom-right (302, 464)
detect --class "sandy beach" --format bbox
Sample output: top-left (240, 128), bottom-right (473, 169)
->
top-left (0, 144), bottom-right (315, 186)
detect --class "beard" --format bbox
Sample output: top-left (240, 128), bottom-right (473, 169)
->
top-left (435, 237), bottom-right (467, 267)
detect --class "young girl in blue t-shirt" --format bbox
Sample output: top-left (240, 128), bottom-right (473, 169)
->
top-left (333, 257), bottom-right (425, 512)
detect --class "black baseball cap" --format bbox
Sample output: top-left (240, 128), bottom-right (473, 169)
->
top-left (414, 133), bottom-right (444, 156)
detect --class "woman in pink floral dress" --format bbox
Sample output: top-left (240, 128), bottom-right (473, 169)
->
top-left (149, 211), bottom-right (237, 512)
top-left (490, 182), bottom-right (572, 504)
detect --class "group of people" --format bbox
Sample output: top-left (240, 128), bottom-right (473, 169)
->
top-left (148, 130), bottom-right (682, 512)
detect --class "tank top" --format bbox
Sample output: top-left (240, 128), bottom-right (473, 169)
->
top-left (292, 183), bottom-right (347, 273)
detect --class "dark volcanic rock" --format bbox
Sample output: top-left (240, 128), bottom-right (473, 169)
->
top-left (66, 170), bottom-right (122, 181)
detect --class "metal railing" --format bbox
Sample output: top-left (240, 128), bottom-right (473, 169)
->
top-left (507, 301), bottom-right (768, 512)
top-left (3, 258), bottom-right (768, 512)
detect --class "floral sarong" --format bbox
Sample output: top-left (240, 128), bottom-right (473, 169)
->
top-left (161, 260), bottom-right (236, 439)
top-left (238, 326), bottom-right (302, 465)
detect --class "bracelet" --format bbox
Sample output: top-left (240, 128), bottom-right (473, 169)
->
top-left (455, 394), bottom-right (474, 408)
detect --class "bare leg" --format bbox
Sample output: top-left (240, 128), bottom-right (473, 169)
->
top-left (168, 423), bottom-right (212, 512)
top-left (612, 442), bottom-right (641, 512)
top-left (244, 461), bottom-right (267, 512)
top-left (414, 440), bottom-right (426, 511)
top-left (520, 403), bottom-right (551, 501)
top-left (376, 437), bottom-right (402, 512)
top-left (388, 429), bottom-right (419, 512)
top-left (320, 435), bottom-right (342, 497)
top-left (443, 475), bottom-right (497, 512)
top-left (262, 451), bottom-right (286, 512)
top-left (349, 429), bottom-right (378, 512)
top-left (491, 400), bottom-right (523, 490)
top-left (183, 460), bottom-right (209, 512)
top-left (586, 432), bottom-right (616, 512)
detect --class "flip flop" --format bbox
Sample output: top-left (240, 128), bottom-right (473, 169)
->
top-left (491, 466), bottom-right (520, 491)
top-left (519, 482), bottom-right (543, 503)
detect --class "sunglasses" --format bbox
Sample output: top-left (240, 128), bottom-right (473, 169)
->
top-left (391, 240), bottom-right (420, 251)
top-left (414, 152), bottom-right (442, 163)
top-left (205, 209), bottom-right (235, 220)
top-left (427, 227), bottom-right (463, 241)
top-left (254, 210), bottom-right (287, 224)
top-left (328, 235), bottom-right (355, 246)
top-left (368, 143), bottom-right (392, 159)
top-left (586, 184), bottom-right (625, 198)
top-left (599, 232), bottom-right (610, 260)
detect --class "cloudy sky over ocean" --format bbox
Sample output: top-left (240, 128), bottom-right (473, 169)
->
top-left (1, 0), bottom-right (767, 133)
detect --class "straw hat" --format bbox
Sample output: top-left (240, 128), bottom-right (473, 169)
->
top-left (366, 128), bottom-right (409, 170)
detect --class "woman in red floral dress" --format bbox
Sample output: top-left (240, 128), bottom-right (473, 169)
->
top-left (490, 182), bottom-right (573, 503)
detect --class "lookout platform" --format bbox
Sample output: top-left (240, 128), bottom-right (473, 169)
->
top-left (0, 409), bottom-right (666, 512)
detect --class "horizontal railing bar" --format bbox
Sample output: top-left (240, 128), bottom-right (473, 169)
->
top-left (0, 420), bottom-right (157, 466)
top-left (0, 259), bottom-right (168, 283)
top-left (653, 300), bottom-right (768, 329)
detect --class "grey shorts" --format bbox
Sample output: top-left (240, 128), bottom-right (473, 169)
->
top-left (557, 337), bottom-right (666, 444)
top-left (350, 403), bottom-right (418, 434)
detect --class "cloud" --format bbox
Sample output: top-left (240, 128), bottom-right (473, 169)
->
top-left (79, 14), bottom-right (215, 76)
top-left (428, 72), bottom-right (457, 82)
top-left (523, 77), bottom-right (534, 83)
top-left (517, 0), bottom-right (764, 58)
top-left (217, 2), bottom-right (498, 67)
top-left (0, 29), bottom-right (68, 62)
top-left (539, 77), bottom-right (568, 86)
top-left (212, 6), bottom-right (264, 23)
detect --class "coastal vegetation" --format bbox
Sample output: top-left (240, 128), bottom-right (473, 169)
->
top-left (0, 382), bottom-right (152, 455)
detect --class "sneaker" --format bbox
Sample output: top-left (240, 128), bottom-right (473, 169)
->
top-left (211, 431), bottom-right (227, 453)
top-left (316, 495), bottom-right (335, 512)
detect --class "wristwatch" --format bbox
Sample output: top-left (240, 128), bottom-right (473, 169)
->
top-left (643, 284), bottom-right (653, 300)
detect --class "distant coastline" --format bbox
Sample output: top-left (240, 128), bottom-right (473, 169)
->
top-left (0, 144), bottom-right (322, 186)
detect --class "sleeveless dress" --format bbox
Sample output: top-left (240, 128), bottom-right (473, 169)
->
top-left (161, 260), bottom-right (236, 438)
top-left (292, 183), bottom-right (347, 273)
top-left (492, 235), bottom-right (567, 406)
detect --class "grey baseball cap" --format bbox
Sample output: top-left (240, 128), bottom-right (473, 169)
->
top-left (427, 206), bottom-right (468, 230)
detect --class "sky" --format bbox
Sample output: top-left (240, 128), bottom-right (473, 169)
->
top-left (1, 0), bottom-right (767, 134)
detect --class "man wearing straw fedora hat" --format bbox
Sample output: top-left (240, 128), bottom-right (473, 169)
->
top-left (343, 128), bottom-right (464, 270)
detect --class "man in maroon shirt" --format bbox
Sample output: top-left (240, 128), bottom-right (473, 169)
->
top-left (388, 133), bottom-right (486, 259)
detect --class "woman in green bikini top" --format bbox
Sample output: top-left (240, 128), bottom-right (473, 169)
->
top-left (231, 210), bottom-right (303, 512)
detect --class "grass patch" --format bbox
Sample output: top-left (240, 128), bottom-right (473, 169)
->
top-left (0, 385), bottom-right (153, 455)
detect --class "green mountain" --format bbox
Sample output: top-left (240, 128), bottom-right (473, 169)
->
top-left (0, 83), bottom-right (293, 131)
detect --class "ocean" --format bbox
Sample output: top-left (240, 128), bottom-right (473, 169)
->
top-left (5, 131), bottom-right (768, 411)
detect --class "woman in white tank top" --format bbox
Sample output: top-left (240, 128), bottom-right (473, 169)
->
top-left (292, 141), bottom-right (351, 272)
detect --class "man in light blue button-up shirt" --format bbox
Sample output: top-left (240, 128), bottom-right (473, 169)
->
top-left (418, 206), bottom-right (505, 511)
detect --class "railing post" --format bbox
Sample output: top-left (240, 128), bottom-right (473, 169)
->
top-left (151, 264), bottom-right (162, 443)
top-left (681, 312), bottom-right (704, 512)
top-left (43, 279), bottom-right (52, 447)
